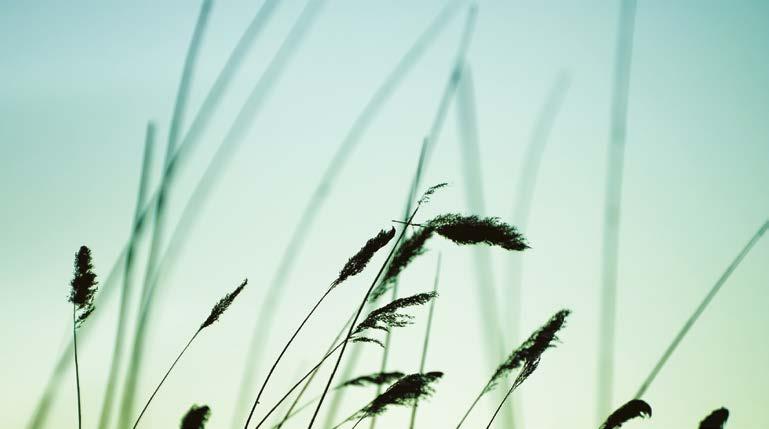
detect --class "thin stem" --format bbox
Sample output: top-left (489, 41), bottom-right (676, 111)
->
top-left (234, 2), bottom-right (463, 426)
top-left (275, 314), bottom-right (356, 429)
top-left (131, 329), bottom-right (200, 429)
top-left (244, 287), bottom-right (335, 428)
top-left (306, 205), bottom-right (423, 429)
top-left (408, 255), bottom-right (441, 429)
top-left (73, 304), bottom-right (82, 429)
top-left (456, 381), bottom-right (490, 428)
top-left (634, 219), bottom-right (769, 398)
top-left (253, 341), bottom-right (345, 429)
top-left (484, 382), bottom-right (516, 429)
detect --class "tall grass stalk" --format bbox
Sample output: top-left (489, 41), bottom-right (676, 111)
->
top-left (29, 1), bottom-right (281, 423)
top-left (306, 186), bottom-right (444, 429)
top-left (455, 64), bottom-right (513, 428)
top-left (242, 228), bottom-right (395, 429)
top-left (273, 315), bottom-right (357, 429)
top-left (598, 0), bottom-right (638, 420)
top-left (507, 72), bottom-right (570, 340)
top-left (118, 3), bottom-right (214, 424)
top-left (634, 219), bottom-right (769, 398)
top-left (368, 8), bottom-right (477, 429)
top-left (407, 255), bottom-right (441, 429)
top-left (131, 280), bottom-right (246, 429)
top-left (234, 2), bottom-right (465, 425)
top-left (97, 122), bottom-right (157, 429)
top-left (68, 246), bottom-right (99, 429)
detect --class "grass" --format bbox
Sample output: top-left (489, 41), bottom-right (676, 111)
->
top-left (19, 2), bottom-right (768, 429)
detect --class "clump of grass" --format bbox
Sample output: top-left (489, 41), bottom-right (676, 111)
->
top-left (131, 279), bottom-right (247, 429)
top-left (335, 372), bottom-right (444, 429)
top-left (699, 407), bottom-right (729, 429)
top-left (457, 309), bottom-right (570, 428)
top-left (371, 213), bottom-right (528, 301)
top-left (306, 183), bottom-right (447, 429)
top-left (243, 228), bottom-right (395, 428)
top-left (599, 399), bottom-right (652, 429)
top-left (181, 404), bottom-right (211, 429)
top-left (68, 245), bottom-right (98, 429)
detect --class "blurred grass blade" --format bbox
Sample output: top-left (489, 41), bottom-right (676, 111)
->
top-left (408, 255), bottom-right (441, 429)
top-left (597, 0), bottom-right (638, 419)
top-left (235, 1), bottom-right (467, 426)
top-left (97, 122), bottom-right (157, 429)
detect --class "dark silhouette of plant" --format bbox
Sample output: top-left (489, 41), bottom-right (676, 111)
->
top-left (243, 228), bottom-right (395, 428)
top-left (599, 399), bottom-right (651, 429)
top-left (181, 404), bottom-right (211, 429)
top-left (409, 255), bottom-right (441, 429)
top-left (306, 184), bottom-right (446, 429)
top-left (457, 310), bottom-right (570, 428)
top-left (352, 292), bottom-right (438, 347)
top-left (372, 213), bottom-right (528, 301)
top-left (699, 407), bottom-right (729, 429)
top-left (68, 245), bottom-right (98, 429)
top-left (335, 372), bottom-right (443, 429)
top-left (131, 279), bottom-right (247, 429)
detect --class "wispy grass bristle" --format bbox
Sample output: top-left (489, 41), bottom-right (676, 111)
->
top-left (600, 399), bottom-right (652, 429)
top-left (69, 245), bottom-right (99, 327)
top-left (333, 227), bottom-right (396, 288)
top-left (181, 404), bottom-right (211, 429)
top-left (457, 309), bottom-right (570, 428)
top-left (699, 407), bottom-right (729, 429)
top-left (341, 372), bottom-right (443, 428)
top-left (200, 278), bottom-right (247, 330)
top-left (353, 292), bottom-right (438, 340)
top-left (418, 182), bottom-right (448, 205)
top-left (338, 372), bottom-right (405, 389)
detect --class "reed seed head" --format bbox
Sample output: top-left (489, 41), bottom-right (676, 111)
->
top-left (348, 372), bottom-right (443, 422)
top-left (699, 407), bottom-right (729, 429)
top-left (600, 399), bottom-right (652, 429)
top-left (68, 245), bottom-right (98, 327)
top-left (332, 227), bottom-right (395, 288)
top-left (200, 279), bottom-right (247, 330)
top-left (338, 372), bottom-right (405, 389)
top-left (180, 404), bottom-right (211, 429)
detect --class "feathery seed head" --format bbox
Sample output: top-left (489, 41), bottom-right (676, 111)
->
top-left (68, 245), bottom-right (98, 327)
top-left (200, 279), bottom-right (247, 330)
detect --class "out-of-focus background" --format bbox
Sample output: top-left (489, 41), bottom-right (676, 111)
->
top-left (1, 0), bottom-right (768, 428)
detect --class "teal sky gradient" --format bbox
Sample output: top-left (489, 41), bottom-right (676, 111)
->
top-left (1, 1), bottom-right (768, 428)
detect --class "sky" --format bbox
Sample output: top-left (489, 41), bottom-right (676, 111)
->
top-left (1, 0), bottom-right (768, 428)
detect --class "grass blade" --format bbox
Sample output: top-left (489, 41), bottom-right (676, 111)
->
top-left (408, 255), bottom-right (441, 429)
top-left (97, 122), bottom-right (157, 429)
top-left (634, 220), bottom-right (769, 398)
top-left (234, 1), bottom-right (466, 425)
top-left (597, 0), bottom-right (638, 419)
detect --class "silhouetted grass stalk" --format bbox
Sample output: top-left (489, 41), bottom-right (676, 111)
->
top-left (242, 228), bottom-right (395, 428)
top-left (306, 185), bottom-right (445, 429)
top-left (368, 9), bottom-right (477, 429)
top-left (97, 123), bottom-right (156, 429)
top-left (598, 0), bottom-right (637, 419)
top-left (68, 246), bottom-right (99, 429)
top-left (235, 2), bottom-right (465, 425)
top-left (131, 280), bottom-right (246, 429)
top-left (634, 219), bottom-right (769, 398)
top-left (408, 255), bottom-right (441, 429)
